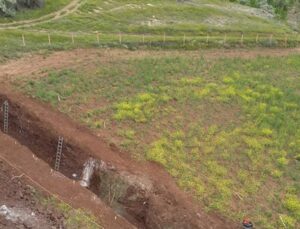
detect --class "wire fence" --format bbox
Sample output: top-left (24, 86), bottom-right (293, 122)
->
top-left (2, 30), bottom-right (300, 51)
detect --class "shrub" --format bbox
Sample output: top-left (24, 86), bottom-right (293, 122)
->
top-left (0, 0), bottom-right (44, 16)
top-left (284, 194), bottom-right (300, 219)
top-left (280, 215), bottom-right (296, 228)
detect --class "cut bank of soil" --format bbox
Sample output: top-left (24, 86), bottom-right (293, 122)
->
top-left (0, 86), bottom-right (238, 228)
top-left (0, 160), bottom-right (64, 229)
top-left (0, 131), bottom-right (135, 229)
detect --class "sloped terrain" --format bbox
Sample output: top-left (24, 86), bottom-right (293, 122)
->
top-left (0, 161), bottom-right (64, 229)
top-left (32, 0), bottom-right (292, 34)
top-left (0, 1), bottom-right (299, 229)
top-left (0, 48), bottom-right (299, 228)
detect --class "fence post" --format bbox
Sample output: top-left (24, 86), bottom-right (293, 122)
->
top-left (22, 34), bottom-right (26, 46)
top-left (240, 33), bottom-right (244, 46)
top-left (48, 33), bottom-right (51, 45)
top-left (285, 35), bottom-right (288, 48)
top-left (71, 33), bottom-right (75, 45)
top-left (96, 32), bottom-right (100, 45)
top-left (119, 32), bottom-right (122, 44)
top-left (269, 34), bottom-right (273, 46)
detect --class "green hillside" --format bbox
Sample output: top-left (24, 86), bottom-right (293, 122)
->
top-left (1, 0), bottom-right (299, 62)
top-left (31, 0), bottom-right (293, 34)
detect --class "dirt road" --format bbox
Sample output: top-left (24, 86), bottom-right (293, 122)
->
top-left (0, 47), bottom-right (299, 83)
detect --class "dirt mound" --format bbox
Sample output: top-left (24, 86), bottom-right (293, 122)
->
top-left (0, 87), bottom-right (238, 228)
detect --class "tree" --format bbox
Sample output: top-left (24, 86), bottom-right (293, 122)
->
top-left (0, 0), bottom-right (44, 17)
top-left (0, 0), bottom-right (17, 16)
top-left (16, 0), bottom-right (44, 9)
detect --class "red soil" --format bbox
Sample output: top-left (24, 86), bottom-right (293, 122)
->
top-left (2, 48), bottom-right (296, 228)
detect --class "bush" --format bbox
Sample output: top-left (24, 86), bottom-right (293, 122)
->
top-left (16, 0), bottom-right (44, 9)
top-left (0, 0), bottom-right (44, 16)
top-left (0, 0), bottom-right (17, 16)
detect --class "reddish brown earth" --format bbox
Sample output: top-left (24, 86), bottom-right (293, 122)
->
top-left (0, 130), bottom-right (135, 229)
top-left (0, 159), bottom-right (65, 229)
top-left (0, 47), bottom-right (299, 83)
top-left (0, 86), bottom-right (237, 229)
top-left (0, 48), bottom-right (299, 229)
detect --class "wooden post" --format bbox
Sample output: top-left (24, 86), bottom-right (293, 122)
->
top-left (48, 33), bottom-right (51, 45)
top-left (22, 34), bottom-right (26, 46)
top-left (71, 33), bottom-right (75, 44)
top-left (269, 34), bottom-right (273, 45)
top-left (96, 32), bottom-right (100, 45)
top-left (284, 35), bottom-right (288, 48)
top-left (240, 33), bottom-right (244, 46)
top-left (119, 32), bottom-right (122, 44)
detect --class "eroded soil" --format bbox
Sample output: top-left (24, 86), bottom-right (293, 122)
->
top-left (0, 160), bottom-right (64, 229)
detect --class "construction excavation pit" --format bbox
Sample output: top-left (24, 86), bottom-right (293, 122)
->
top-left (0, 90), bottom-right (236, 229)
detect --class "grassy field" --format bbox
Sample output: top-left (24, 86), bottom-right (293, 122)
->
top-left (34, 0), bottom-right (291, 34)
top-left (0, 29), bottom-right (299, 64)
top-left (0, 0), bottom-right (299, 62)
top-left (14, 52), bottom-right (300, 229)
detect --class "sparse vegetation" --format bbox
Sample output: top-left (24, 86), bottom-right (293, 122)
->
top-left (34, 192), bottom-right (101, 229)
top-left (16, 53), bottom-right (300, 228)
top-left (1, 0), bottom-right (300, 228)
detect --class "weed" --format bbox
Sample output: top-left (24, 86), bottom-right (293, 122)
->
top-left (18, 53), bottom-right (300, 228)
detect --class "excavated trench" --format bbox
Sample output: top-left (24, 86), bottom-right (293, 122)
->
top-left (0, 92), bottom-right (237, 229)
top-left (0, 95), bottom-right (151, 228)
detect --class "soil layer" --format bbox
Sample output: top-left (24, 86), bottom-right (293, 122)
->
top-left (0, 86), bottom-right (237, 228)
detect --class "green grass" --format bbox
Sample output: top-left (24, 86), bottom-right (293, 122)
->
top-left (34, 0), bottom-right (291, 34)
top-left (0, 0), bottom-right (72, 23)
top-left (32, 189), bottom-right (102, 229)
top-left (0, 0), bottom-right (299, 61)
top-left (15, 53), bottom-right (300, 229)
top-left (0, 29), bottom-right (299, 63)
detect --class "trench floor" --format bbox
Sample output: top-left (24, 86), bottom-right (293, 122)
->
top-left (0, 132), bottom-right (135, 229)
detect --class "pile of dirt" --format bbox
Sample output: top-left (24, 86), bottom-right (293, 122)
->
top-left (0, 160), bottom-right (64, 229)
